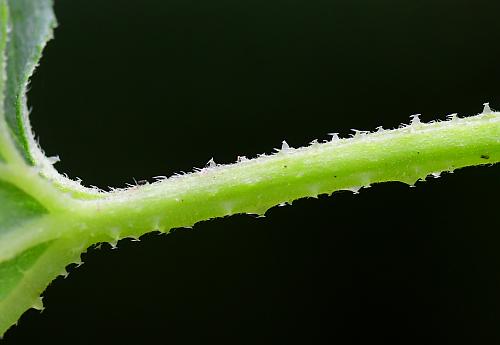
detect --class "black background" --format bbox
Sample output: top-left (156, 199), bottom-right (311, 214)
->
top-left (4, 0), bottom-right (500, 344)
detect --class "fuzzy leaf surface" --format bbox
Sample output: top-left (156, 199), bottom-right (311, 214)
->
top-left (4, 0), bottom-right (56, 162)
top-left (0, 0), bottom-right (70, 336)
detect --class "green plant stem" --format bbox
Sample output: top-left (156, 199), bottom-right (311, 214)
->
top-left (0, 111), bottom-right (498, 338)
top-left (9, 111), bottom-right (500, 259)
top-left (81, 112), bottom-right (499, 240)
top-left (2, 111), bottom-right (500, 263)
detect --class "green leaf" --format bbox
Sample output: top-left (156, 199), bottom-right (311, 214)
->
top-left (0, 239), bottom-right (82, 335)
top-left (4, 0), bottom-right (56, 163)
top-left (0, 4), bottom-right (93, 334)
top-left (0, 242), bottom-right (52, 329)
top-left (0, 0), bottom-right (69, 337)
top-left (0, 0), bottom-right (9, 163)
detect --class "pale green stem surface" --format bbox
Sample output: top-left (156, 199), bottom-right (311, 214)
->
top-left (0, 110), bottom-right (498, 337)
top-left (79, 112), bottom-right (500, 242)
top-left (1, 0), bottom-right (499, 338)
top-left (2, 111), bottom-right (499, 263)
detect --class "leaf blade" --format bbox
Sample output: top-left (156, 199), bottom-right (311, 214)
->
top-left (0, 0), bottom-right (10, 162)
top-left (0, 239), bottom-right (81, 338)
top-left (4, 0), bottom-right (56, 163)
top-left (0, 1), bottom-right (69, 337)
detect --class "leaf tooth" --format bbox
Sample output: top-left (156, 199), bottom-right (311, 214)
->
top-left (31, 297), bottom-right (44, 311)
top-left (344, 186), bottom-right (362, 194)
top-left (127, 235), bottom-right (141, 242)
top-left (59, 269), bottom-right (69, 279)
